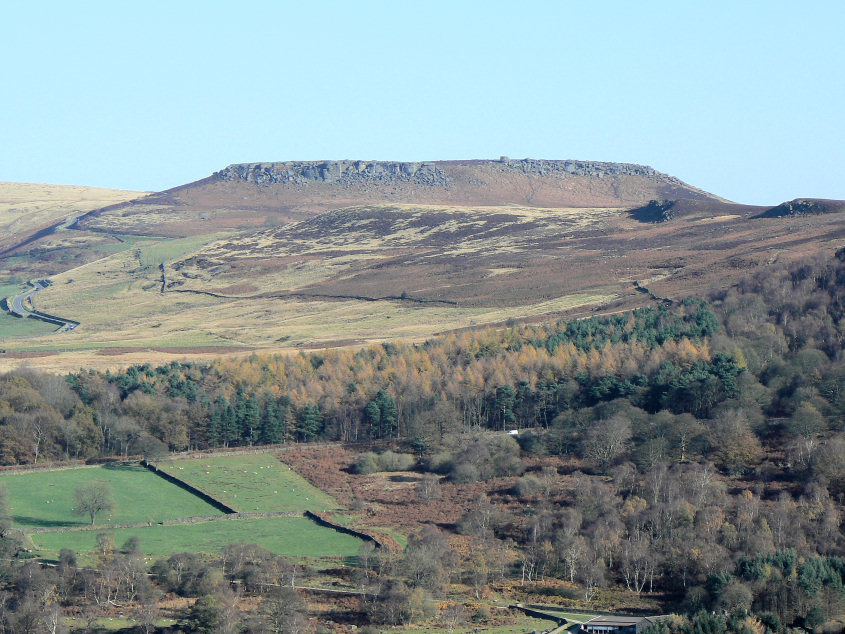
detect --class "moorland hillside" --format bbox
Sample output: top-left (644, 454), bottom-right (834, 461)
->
top-left (0, 160), bottom-right (842, 369)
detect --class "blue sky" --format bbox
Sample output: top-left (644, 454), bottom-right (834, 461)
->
top-left (1, 1), bottom-right (843, 204)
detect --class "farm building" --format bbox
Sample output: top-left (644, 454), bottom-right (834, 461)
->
top-left (580, 615), bottom-right (669, 634)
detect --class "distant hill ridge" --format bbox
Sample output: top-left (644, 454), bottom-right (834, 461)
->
top-left (72, 157), bottom-right (731, 240)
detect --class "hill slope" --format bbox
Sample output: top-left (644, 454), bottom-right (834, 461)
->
top-left (2, 162), bottom-right (844, 371)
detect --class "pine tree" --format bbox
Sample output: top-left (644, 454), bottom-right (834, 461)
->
top-left (376, 390), bottom-right (398, 438)
top-left (223, 402), bottom-right (238, 447)
top-left (260, 394), bottom-right (288, 445)
top-left (243, 395), bottom-right (260, 445)
top-left (296, 404), bottom-right (323, 442)
top-left (208, 408), bottom-right (222, 448)
top-left (363, 401), bottom-right (381, 438)
top-left (234, 388), bottom-right (247, 441)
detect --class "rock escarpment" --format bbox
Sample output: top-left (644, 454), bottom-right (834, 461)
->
top-left (216, 160), bottom-right (452, 187)
top-left (214, 158), bottom-right (687, 189)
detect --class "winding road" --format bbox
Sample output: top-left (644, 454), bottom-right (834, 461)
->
top-left (6, 279), bottom-right (79, 333)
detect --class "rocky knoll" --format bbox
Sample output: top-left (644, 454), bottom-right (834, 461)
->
top-left (757, 198), bottom-right (845, 218)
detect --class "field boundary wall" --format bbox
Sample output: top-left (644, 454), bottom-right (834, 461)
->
top-left (163, 442), bottom-right (342, 460)
top-left (510, 603), bottom-right (565, 626)
top-left (141, 460), bottom-right (237, 514)
top-left (304, 510), bottom-right (384, 549)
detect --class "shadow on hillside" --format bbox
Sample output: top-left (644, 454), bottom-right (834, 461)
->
top-left (13, 515), bottom-right (82, 528)
top-left (101, 462), bottom-right (143, 472)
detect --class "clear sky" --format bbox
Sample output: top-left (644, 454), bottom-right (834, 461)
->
top-left (2, 1), bottom-right (843, 204)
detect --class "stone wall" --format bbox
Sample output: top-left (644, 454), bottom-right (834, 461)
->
top-left (141, 460), bottom-right (237, 514)
top-left (304, 510), bottom-right (384, 549)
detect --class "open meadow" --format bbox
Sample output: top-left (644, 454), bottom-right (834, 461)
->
top-left (3, 458), bottom-right (365, 563)
top-left (154, 453), bottom-right (340, 512)
top-left (0, 312), bottom-right (59, 338)
top-left (1, 463), bottom-right (223, 528)
top-left (30, 515), bottom-right (362, 560)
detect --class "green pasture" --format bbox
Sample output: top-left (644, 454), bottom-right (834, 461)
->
top-left (32, 516), bottom-right (362, 559)
top-left (0, 281), bottom-right (59, 337)
top-left (155, 454), bottom-right (339, 512)
top-left (1, 464), bottom-right (222, 529)
top-left (137, 234), bottom-right (225, 268)
top-left (0, 311), bottom-right (59, 337)
top-left (0, 282), bottom-right (23, 298)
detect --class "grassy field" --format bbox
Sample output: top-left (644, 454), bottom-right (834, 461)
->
top-left (31, 515), bottom-right (362, 559)
top-left (1, 464), bottom-right (222, 528)
top-left (0, 282), bottom-right (23, 298)
top-left (136, 234), bottom-right (225, 269)
top-left (399, 615), bottom-right (558, 633)
top-left (0, 282), bottom-right (58, 338)
top-left (155, 454), bottom-right (339, 512)
top-left (0, 312), bottom-right (59, 337)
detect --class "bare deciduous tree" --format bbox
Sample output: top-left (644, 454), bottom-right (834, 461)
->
top-left (73, 480), bottom-right (116, 526)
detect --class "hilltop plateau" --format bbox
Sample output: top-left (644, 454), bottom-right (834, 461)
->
top-left (0, 159), bottom-right (843, 370)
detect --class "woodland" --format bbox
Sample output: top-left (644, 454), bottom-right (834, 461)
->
top-left (0, 248), bottom-right (843, 632)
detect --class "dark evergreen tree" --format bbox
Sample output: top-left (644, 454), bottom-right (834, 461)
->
top-left (363, 401), bottom-right (381, 438)
top-left (260, 394), bottom-right (288, 445)
top-left (296, 404), bottom-right (323, 441)
top-left (376, 390), bottom-right (398, 438)
top-left (243, 395), bottom-right (260, 445)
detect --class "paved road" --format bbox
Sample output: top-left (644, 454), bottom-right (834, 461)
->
top-left (7, 279), bottom-right (78, 333)
top-left (9, 279), bottom-right (46, 317)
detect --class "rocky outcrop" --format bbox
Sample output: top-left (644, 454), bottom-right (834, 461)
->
top-left (215, 160), bottom-right (452, 187)
top-left (495, 157), bottom-right (671, 179)
top-left (629, 199), bottom-right (677, 223)
top-left (213, 158), bottom-right (684, 189)
top-left (757, 198), bottom-right (843, 218)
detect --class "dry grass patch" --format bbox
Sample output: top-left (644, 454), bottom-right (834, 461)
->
top-left (0, 182), bottom-right (143, 236)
